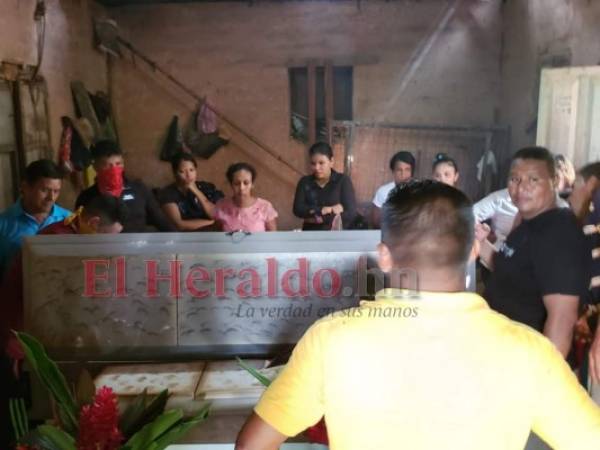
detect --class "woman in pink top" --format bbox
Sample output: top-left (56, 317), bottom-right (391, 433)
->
top-left (215, 162), bottom-right (278, 232)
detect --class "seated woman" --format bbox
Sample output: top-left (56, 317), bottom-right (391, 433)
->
top-left (432, 153), bottom-right (459, 187)
top-left (293, 142), bottom-right (357, 230)
top-left (214, 162), bottom-right (278, 232)
top-left (158, 153), bottom-right (224, 231)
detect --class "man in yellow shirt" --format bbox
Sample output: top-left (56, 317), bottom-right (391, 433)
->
top-left (236, 180), bottom-right (600, 450)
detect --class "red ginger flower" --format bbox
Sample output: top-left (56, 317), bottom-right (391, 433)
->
top-left (76, 386), bottom-right (123, 450)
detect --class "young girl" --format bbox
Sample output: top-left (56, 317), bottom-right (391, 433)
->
top-left (214, 162), bottom-right (278, 232)
top-left (432, 153), bottom-right (459, 187)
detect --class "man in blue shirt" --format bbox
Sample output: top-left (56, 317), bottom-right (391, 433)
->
top-left (0, 159), bottom-right (71, 280)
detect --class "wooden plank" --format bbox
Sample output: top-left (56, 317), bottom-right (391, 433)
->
top-left (18, 80), bottom-right (52, 165)
top-left (324, 63), bottom-right (334, 146)
top-left (71, 81), bottom-right (102, 138)
top-left (307, 62), bottom-right (316, 145)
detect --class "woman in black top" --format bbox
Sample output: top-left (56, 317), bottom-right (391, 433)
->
top-left (293, 142), bottom-right (357, 230)
top-left (158, 153), bottom-right (224, 231)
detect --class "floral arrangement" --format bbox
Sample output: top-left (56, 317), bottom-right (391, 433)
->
top-left (10, 332), bottom-right (209, 450)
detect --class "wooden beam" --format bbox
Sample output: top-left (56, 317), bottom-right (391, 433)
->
top-left (324, 63), bottom-right (334, 145)
top-left (307, 62), bottom-right (316, 145)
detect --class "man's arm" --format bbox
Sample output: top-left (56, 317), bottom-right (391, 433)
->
top-left (235, 321), bottom-right (326, 448)
top-left (235, 412), bottom-right (287, 450)
top-left (542, 294), bottom-right (579, 357)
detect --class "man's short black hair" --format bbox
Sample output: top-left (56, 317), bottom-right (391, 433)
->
top-left (24, 159), bottom-right (63, 184)
top-left (308, 142), bottom-right (333, 160)
top-left (389, 151), bottom-right (416, 172)
top-left (382, 180), bottom-right (474, 269)
top-left (512, 146), bottom-right (555, 178)
top-left (91, 140), bottom-right (123, 161)
top-left (83, 194), bottom-right (128, 226)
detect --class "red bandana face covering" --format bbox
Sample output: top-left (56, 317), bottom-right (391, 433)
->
top-left (97, 166), bottom-right (125, 197)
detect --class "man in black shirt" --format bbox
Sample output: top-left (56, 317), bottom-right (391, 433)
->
top-left (75, 140), bottom-right (174, 232)
top-left (484, 147), bottom-right (590, 358)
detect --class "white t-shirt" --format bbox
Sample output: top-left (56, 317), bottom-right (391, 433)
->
top-left (372, 181), bottom-right (396, 208)
top-left (473, 188), bottom-right (517, 241)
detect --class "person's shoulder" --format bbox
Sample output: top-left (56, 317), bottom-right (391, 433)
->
top-left (0, 203), bottom-right (19, 232)
top-left (475, 188), bottom-right (509, 206)
top-left (79, 184), bottom-right (97, 196)
top-left (197, 181), bottom-right (224, 200)
top-left (161, 182), bottom-right (178, 192)
top-left (158, 183), bottom-right (179, 199)
top-left (76, 184), bottom-right (98, 206)
top-left (197, 180), bottom-right (217, 190)
top-left (0, 202), bottom-right (20, 220)
top-left (297, 174), bottom-right (314, 185)
top-left (256, 197), bottom-right (274, 208)
top-left (51, 203), bottom-right (72, 219)
top-left (256, 198), bottom-right (278, 217)
top-left (128, 178), bottom-right (151, 191)
top-left (375, 181), bottom-right (395, 194)
top-left (299, 310), bottom-right (346, 342)
top-left (483, 307), bottom-right (558, 353)
top-left (156, 184), bottom-right (176, 205)
top-left (215, 197), bottom-right (232, 210)
top-left (332, 170), bottom-right (348, 181)
top-left (533, 208), bottom-right (580, 234)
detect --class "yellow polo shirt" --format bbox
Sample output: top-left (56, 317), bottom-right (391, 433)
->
top-left (255, 289), bottom-right (600, 450)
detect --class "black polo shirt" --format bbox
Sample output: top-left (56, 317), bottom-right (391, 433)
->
top-left (484, 208), bottom-right (590, 332)
top-left (158, 181), bottom-right (224, 220)
top-left (76, 178), bottom-right (175, 232)
top-left (293, 170), bottom-right (357, 230)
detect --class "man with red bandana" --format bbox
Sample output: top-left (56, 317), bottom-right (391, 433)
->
top-left (75, 140), bottom-right (174, 232)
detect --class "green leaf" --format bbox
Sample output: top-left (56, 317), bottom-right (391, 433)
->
top-left (124, 409), bottom-right (183, 450)
top-left (153, 419), bottom-right (202, 449)
top-left (75, 368), bottom-right (95, 408)
top-left (15, 332), bottom-right (79, 432)
top-left (18, 398), bottom-right (29, 434)
top-left (120, 389), bottom-right (170, 439)
top-left (153, 403), bottom-right (210, 450)
top-left (20, 429), bottom-right (63, 450)
top-left (119, 389), bottom-right (148, 437)
top-left (236, 357), bottom-right (272, 387)
top-left (9, 398), bottom-right (24, 439)
top-left (9, 397), bottom-right (29, 439)
top-left (37, 424), bottom-right (76, 450)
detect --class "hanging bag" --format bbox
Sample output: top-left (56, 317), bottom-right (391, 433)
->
top-left (185, 99), bottom-right (229, 159)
